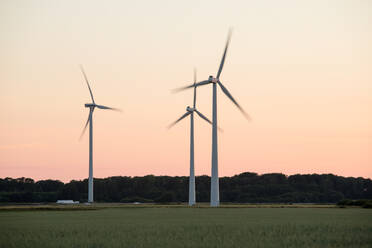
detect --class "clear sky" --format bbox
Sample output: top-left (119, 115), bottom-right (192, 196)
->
top-left (0, 0), bottom-right (371, 182)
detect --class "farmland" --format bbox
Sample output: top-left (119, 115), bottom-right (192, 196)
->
top-left (0, 204), bottom-right (371, 248)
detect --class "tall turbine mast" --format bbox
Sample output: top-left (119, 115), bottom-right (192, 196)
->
top-left (79, 65), bottom-right (121, 203)
top-left (168, 69), bottom-right (214, 206)
top-left (173, 30), bottom-right (250, 207)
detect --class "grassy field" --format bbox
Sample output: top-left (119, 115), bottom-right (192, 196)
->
top-left (0, 204), bottom-right (371, 248)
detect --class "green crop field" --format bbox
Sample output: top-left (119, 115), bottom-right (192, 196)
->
top-left (0, 205), bottom-right (371, 248)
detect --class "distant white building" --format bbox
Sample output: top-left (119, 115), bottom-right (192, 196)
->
top-left (56, 200), bottom-right (79, 204)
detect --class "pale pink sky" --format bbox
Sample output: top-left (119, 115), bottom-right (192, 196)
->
top-left (0, 0), bottom-right (371, 182)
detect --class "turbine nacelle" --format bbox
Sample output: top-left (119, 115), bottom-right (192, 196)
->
top-left (208, 75), bottom-right (218, 83)
top-left (186, 106), bottom-right (195, 112)
top-left (85, 103), bottom-right (95, 108)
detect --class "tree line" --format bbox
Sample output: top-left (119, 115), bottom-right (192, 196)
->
top-left (0, 172), bottom-right (371, 203)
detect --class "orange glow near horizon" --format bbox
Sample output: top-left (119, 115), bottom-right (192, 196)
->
top-left (0, 0), bottom-right (371, 182)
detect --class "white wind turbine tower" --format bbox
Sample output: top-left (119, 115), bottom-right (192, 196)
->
top-left (174, 30), bottom-right (250, 207)
top-left (169, 69), bottom-right (214, 206)
top-left (79, 65), bottom-right (121, 203)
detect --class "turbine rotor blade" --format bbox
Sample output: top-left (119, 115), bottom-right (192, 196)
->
top-left (96, 105), bottom-right (122, 112)
top-left (79, 109), bottom-right (93, 140)
top-left (218, 81), bottom-right (251, 120)
top-left (193, 68), bottom-right (197, 108)
top-left (171, 80), bottom-right (210, 93)
top-left (80, 65), bottom-right (95, 104)
top-left (194, 68), bottom-right (197, 84)
top-left (195, 109), bottom-right (223, 132)
top-left (194, 109), bottom-right (212, 125)
top-left (216, 29), bottom-right (232, 79)
top-left (167, 112), bottom-right (191, 129)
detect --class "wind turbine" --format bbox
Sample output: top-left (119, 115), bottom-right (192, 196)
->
top-left (173, 30), bottom-right (250, 207)
top-left (79, 65), bottom-right (120, 203)
top-left (168, 69), bottom-right (214, 206)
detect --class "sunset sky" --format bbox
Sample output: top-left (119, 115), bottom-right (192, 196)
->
top-left (0, 0), bottom-right (371, 182)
